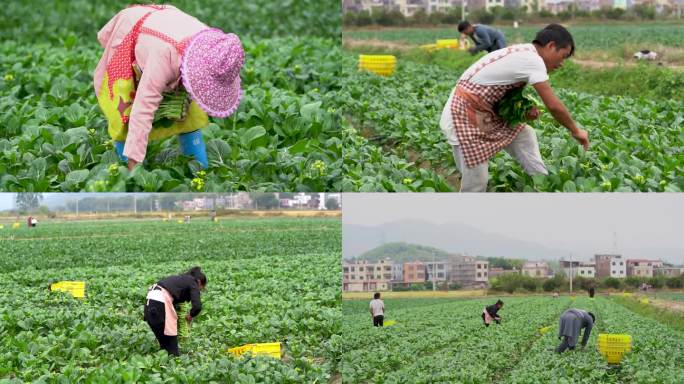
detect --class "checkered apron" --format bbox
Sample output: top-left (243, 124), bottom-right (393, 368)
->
top-left (450, 46), bottom-right (537, 168)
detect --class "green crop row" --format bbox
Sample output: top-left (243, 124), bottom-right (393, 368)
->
top-left (341, 295), bottom-right (684, 383)
top-left (339, 55), bottom-right (684, 192)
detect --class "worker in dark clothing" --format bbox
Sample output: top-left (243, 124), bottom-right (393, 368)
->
top-left (144, 266), bottom-right (206, 355)
top-left (556, 309), bottom-right (594, 353)
top-left (458, 21), bottom-right (507, 54)
top-left (482, 299), bottom-right (504, 327)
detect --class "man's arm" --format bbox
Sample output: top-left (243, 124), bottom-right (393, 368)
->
top-left (532, 81), bottom-right (589, 150)
top-left (471, 28), bottom-right (492, 53)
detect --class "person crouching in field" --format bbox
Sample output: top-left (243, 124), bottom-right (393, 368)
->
top-left (370, 292), bottom-right (385, 327)
top-left (144, 267), bottom-right (206, 355)
top-left (458, 21), bottom-right (507, 55)
top-left (94, 4), bottom-right (244, 170)
top-left (482, 299), bottom-right (504, 327)
top-left (556, 309), bottom-right (595, 353)
top-left (440, 24), bottom-right (590, 192)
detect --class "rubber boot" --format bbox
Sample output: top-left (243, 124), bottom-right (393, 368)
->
top-left (178, 130), bottom-right (208, 169)
top-left (114, 141), bottom-right (128, 162)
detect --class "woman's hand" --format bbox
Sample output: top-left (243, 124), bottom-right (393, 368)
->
top-left (185, 314), bottom-right (193, 323)
top-left (525, 106), bottom-right (541, 120)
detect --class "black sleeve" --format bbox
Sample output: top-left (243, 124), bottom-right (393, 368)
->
top-left (188, 282), bottom-right (202, 317)
top-left (486, 304), bottom-right (499, 317)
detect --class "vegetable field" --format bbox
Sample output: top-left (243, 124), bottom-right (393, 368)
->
top-left (344, 23), bottom-right (684, 51)
top-left (341, 296), bottom-right (684, 383)
top-left (0, 217), bottom-right (341, 382)
top-left (0, 0), bottom-right (343, 192)
top-left (340, 55), bottom-right (684, 191)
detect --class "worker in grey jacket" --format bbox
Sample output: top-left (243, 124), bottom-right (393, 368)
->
top-left (556, 309), bottom-right (595, 353)
top-left (458, 21), bottom-right (506, 54)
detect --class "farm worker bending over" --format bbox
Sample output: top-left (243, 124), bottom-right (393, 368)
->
top-left (555, 309), bottom-right (595, 353)
top-left (94, 4), bottom-right (244, 170)
top-left (144, 266), bottom-right (206, 355)
top-left (440, 23), bottom-right (590, 192)
top-left (458, 21), bottom-right (506, 54)
top-left (482, 299), bottom-right (503, 327)
top-left (370, 292), bottom-right (385, 327)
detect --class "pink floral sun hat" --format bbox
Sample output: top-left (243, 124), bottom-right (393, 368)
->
top-left (181, 28), bottom-right (244, 118)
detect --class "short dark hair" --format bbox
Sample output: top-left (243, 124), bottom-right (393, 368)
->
top-left (458, 21), bottom-right (471, 33)
top-left (533, 23), bottom-right (575, 57)
top-left (496, 299), bottom-right (504, 306)
top-left (374, 292), bottom-right (381, 299)
top-left (588, 312), bottom-right (595, 323)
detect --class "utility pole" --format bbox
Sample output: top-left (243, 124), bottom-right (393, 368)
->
top-left (569, 252), bottom-right (573, 293)
top-left (432, 252), bottom-right (436, 292)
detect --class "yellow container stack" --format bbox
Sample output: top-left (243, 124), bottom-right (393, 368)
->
top-left (598, 334), bottom-right (632, 364)
top-left (384, 320), bottom-right (396, 327)
top-left (50, 281), bottom-right (86, 298)
top-left (436, 39), bottom-right (459, 49)
top-left (228, 342), bottom-right (282, 359)
top-left (358, 55), bottom-right (397, 76)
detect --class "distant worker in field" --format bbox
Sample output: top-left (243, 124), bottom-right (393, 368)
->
top-left (553, 291), bottom-right (560, 299)
top-left (458, 21), bottom-right (506, 55)
top-left (370, 292), bottom-right (385, 327)
top-left (95, 4), bottom-right (244, 171)
top-left (589, 287), bottom-right (595, 298)
top-left (556, 309), bottom-right (595, 353)
top-left (144, 266), bottom-right (206, 355)
top-left (482, 299), bottom-right (504, 327)
top-left (440, 23), bottom-right (590, 192)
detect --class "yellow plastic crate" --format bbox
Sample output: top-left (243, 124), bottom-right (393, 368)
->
top-left (539, 326), bottom-right (552, 335)
top-left (623, 292), bottom-right (633, 297)
top-left (384, 320), bottom-right (396, 327)
top-left (600, 350), bottom-right (627, 364)
top-left (50, 281), bottom-right (86, 298)
top-left (12, 222), bottom-right (20, 229)
top-left (358, 55), bottom-right (397, 76)
top-left (436, 39), bottom-right (459, 49)
top-left (640, 298), bottom-right (649, 304)
top-left (228, 342), bottom-right (281, 359)
top-left (598, 334), bottom-right (632, 344)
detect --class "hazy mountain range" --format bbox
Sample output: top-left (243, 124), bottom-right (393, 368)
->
top-left (343, 219), bottom-right (684, 264)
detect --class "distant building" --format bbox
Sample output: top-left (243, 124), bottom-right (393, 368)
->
top-left (425, 261), bottom-right (449, 283)
top-left (595, 254), bottom-right (623, 278)
top-left (626, 259), bottom-right (663, 278)
top-left (342, 259), bottom-right (393, 292)
top-left (560, 260), bottom-right (596, 278)
top-left (403, 261), bottom-right (427, 284)
top-left (447, 255), bottom-right (489, 288)
top-left (522, 261), bottom-right (550, 278)
top-left (654, 266), bottom-right (684, 277)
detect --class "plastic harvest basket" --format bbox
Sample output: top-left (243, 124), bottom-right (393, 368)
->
top-left (49, 281), bottom-right (86, 298)
top-left (358, 55), bottom-right (397, 76)
top-left (598, 334), bottom-right (632, 364)
top-left (436, 39), bottom-right (459, 49)
top-left (228, 342), bottom-right (281, 359)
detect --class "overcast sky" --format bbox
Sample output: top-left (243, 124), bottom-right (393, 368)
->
top-left (342, 193), bottom-right (684, 263)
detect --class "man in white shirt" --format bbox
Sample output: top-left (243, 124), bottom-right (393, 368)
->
top-left (440, 24), bottom-right (589, 192)
top-left (369, 292), bottom-right (385, 327)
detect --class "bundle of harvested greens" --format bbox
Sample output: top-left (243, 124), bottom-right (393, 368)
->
top-left (495, 86), bottom-right (544, 126)
top-left (153, 88), bottom-right (190, 128)
top-left (178, 303), bottom-right (190, 338)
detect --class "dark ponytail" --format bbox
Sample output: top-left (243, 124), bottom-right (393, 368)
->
top-left (187, 266), bottom-right (207, 286)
